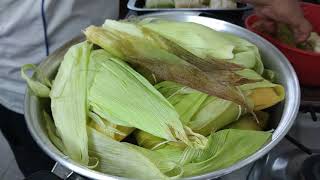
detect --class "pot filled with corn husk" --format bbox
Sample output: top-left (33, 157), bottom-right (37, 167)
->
top-left (23, 13), bottom-right (300, 180)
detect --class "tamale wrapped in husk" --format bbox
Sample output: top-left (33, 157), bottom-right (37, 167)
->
top-left (156, 79), bottom-right (283, 136)
top-left (145, 0), bottom-right (174, 8)
top-left (134, 130), bottom-right (187, 150)
top-left (181, 129), bottom-right (271, 176)
top-left (174, 0), bottom-right (204, 8)
top-left (88, 50), bottom-right (206, 148)
top-left (85, 20), bottom-right (255, 110)
top-left (156, 81), bottom-right (243, 136)
top-left (209, 0), bottom-right (237, 9)
top-left (225, 111), bottom-right (269, 131)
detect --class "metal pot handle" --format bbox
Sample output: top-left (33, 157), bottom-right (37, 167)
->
top-left (25, 163), bottom-right (86, 180)
top-left (51, 162), bottom-right (73, 179)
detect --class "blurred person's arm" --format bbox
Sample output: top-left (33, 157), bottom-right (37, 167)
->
top-left (240, 0), bottom-right (312, 42)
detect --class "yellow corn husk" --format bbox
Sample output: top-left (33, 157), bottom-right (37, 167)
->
top-left (238, 69), bottom-right (285, 111)
top-left (225, 111), bottom-right (269, 131)
top-left (249, 87), bottom-right (285, 111)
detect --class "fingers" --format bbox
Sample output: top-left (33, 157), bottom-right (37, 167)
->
top-left (252, 18), bottom-right (277, 35)
top-left (292, 19), bottom-right (313, 43)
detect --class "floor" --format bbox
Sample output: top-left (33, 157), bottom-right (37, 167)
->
top-left (0, 131), bottom-right (24, 180)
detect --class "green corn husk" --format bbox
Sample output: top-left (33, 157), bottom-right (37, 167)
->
top-left (135, 130), bottom-right (187, 151)
top-left (188, 96), bottom-right (242, 136)
top-left (85, 20), bottom-right (255, 110)
top-left (225, 111), bottom-right (269, 131)
top-left (88, 50), bottom-right (135, 141)
top-left (133, 129), bottom-right (271, 178)
top-left (87, 50), bottom-right (207, 148)
top-left (44, 111), bottom-right (66, 154)
top-left (140, 19), bottom-right (264, 74)
top-left (209, 0), bottom-right (237, 9)
top-left (156, 81), bottom-right (243, 136)
top-left (87, 127), bottom-right (171, 179)
top-left (201, 0), bottom-right (210, 5)
top-left (145, 0), bottom-right (175, 8)
top-left (135, 130), bottom-right (168, 150)
top-left (88, 112), bottom-right (135, 141)
top-left (49, 41), bottom-right (92, 165)
top-left (155, 75), bottom-right (284, 136)
top-left (174, 0), bottom-right (204, 8)
top-left (125, 143), bottom-right (185, 178)
top-left (181, 129), bottom-right (272, 177)
top-left (21, 64), bottom-right (51, 98)
top-left (22, 18), bottom-right (283, 179)
top-left (262, 69), bottom-right (276, 82)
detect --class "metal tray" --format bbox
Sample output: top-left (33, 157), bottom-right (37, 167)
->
top-left (127, 0), bottom-right (253, 26)
top-left (127, 0), bottom-right (253, 13)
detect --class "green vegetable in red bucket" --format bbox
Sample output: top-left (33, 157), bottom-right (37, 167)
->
top-left (253, 21), bottom-right (320, 53)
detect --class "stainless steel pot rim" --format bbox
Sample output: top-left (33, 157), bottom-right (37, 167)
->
top-left (24, 14), bottom-right (300, 180)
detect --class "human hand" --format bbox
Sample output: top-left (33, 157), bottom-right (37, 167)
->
top-left (240, 0), bottom-right (313, 42)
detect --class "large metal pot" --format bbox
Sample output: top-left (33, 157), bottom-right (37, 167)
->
top-left (24, 12), bottom-right (300, 180)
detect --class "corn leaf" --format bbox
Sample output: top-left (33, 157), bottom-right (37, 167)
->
top-left (182, 129), bottom-right (271, 177)
top-left (156, 81), bottom-right (242, 136)
top-left (225, 111), bottom-right (269, 131)
top-left (87, 50), bottom-right (206, 148)
top-left (88, 50), bottom-right (135, 141)
top-left (239, 71), bottom-right (285, 111)
top-left (84, 23), bottom-right (253, 110)
top-left (88, 127), bottom-right (169, 180)
top-left (145, 0), bottom-right (175, 8)
top-left (174, 0), bottom-right (203, 8)
top-left (125, 142), bottom-right (185, 178)
top-left (50, 41), bottom-right (92, 165)
top-left (44, 111), bottom-right (66, 154)
top-left (21, 64), bottom-right (51, 98)
top-left (140, 19), bottom-right (264, 74)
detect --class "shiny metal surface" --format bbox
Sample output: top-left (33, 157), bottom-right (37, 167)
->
top-left (24, 13), bottom-right (300, 180)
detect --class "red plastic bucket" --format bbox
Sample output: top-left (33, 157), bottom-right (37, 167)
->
top-left (245, 3), bottom-right (320, 87)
